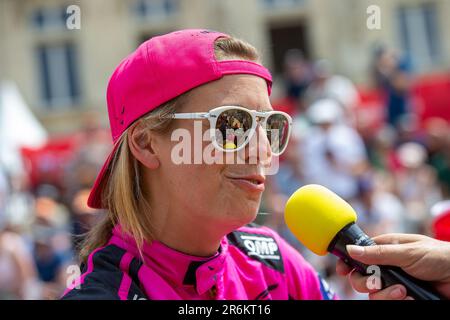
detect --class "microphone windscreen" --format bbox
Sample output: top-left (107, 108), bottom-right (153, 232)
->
top-left (284, 184), bottom-right (357, 255)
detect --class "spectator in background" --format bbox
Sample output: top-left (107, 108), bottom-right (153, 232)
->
top-left (304, 59), bottom-right (360, 124)
top-left (395, 113), bottom-right (425, 147)
top-left (4, 174), bottom-right (34, 230)
top-left (0, 224), bottom-right (41, 299)
top-left (424, 118), bottom-right (450, 197)
top-left (302, 99), bottom-right (368, 201)
top-left (431, 200), bottom-right (450, 242)
top-left (64, 112), bottom-right (111, 205)
top-left (352, 172), bottom-right (406, 237)
top-left (0, 167), bottom-right (8, 228)
top-left (32, 229), bottom-right (65, 299)
top-left (395, 142), bottom-right (442, 233)
top-left (273, 49), bottom-right (313, 116)
top-left (70, 188), bottom-right (103, 254)
top-left (0, 168), bottom-right (41, 299)
top-left (34, 184), bottom-right (70, 229)
top-left (32, 185), bottom-right (73, 299)
top-left (365, 125), bottom-right (400, 172)
top-left (372, 46), bottom-right (398, 89)
top-left (372, 46), bottom-right (412, 129)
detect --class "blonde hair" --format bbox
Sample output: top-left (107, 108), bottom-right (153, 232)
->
top-left (79, 36), bottom-right (262, 262)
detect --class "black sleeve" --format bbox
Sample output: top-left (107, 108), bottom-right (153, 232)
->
top-left (61, 284), bottom-right (120, 300)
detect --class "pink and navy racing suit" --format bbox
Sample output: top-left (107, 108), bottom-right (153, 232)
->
top-left (62, 223), bottom-right (336, 300)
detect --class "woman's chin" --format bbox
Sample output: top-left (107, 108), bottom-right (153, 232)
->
top-left (224, 207), bottom-right (259, 229)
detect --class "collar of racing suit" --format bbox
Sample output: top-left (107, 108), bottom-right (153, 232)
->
top-left (109, 225), bottom-right (228, 296)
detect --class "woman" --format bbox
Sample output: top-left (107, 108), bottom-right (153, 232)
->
top-left (62, 29), bottom-right (335, 300)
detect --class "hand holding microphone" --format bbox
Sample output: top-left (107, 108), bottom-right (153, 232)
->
top-left (337, 233), bottom-right (450, 300)
top-left (284, 184), bottom-right (449, 300)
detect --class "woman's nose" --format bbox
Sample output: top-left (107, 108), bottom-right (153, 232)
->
top-left (239, 124), bottom-right (272, 166)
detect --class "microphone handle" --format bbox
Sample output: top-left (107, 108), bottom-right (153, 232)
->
top-left (328, 223), bottom-right (446, 300)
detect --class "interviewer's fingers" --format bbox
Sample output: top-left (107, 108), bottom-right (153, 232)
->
top-left (346, 244), bottom-right (416, 267)
top-left (348, 269), bottom-right (408, 299)
top-left (348, 269), bottom-right (378, 293)
top-left (336, 258), bottom-right (352, 276)
top-left (337, 258), bottom-right (412, 300)
top-left (367, 285), bottom-right (408, 300)
top-left (371, 233), bottom-right (425, 245)
top-left (348, 269), bottom-right (368, 293)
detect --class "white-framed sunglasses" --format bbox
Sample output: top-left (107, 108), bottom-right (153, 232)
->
top-left (166, 105), bottom-right (293, 155)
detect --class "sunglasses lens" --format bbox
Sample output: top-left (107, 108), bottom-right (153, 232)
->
top-left (215, 109), bottom-right (253, 150)
top-left (266, 113), bottom-right (290, 154)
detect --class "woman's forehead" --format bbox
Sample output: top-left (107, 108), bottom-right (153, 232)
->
top-left (182, 75), bottom-right (272, 112)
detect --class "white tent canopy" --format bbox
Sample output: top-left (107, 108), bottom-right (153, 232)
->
top-left (0, 81), bottom-right (48, 174)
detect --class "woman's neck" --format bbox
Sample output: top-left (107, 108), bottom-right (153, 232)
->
top-left (149, 203), bottom-right (231, 257)
top-left (155, 224), bottom-right (222, 257)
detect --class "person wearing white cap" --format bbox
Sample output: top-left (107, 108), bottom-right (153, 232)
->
top-left (307, 98), bottom-right (344, 125)
top-left (302, 99), bottom-right (368, 201)
top-left (395, 142), bottom-right (442, 233)
top-left (304, 59), bottom-right (360, 123)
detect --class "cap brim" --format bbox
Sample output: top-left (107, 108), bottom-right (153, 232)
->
top-left (87, 141), bottom-right (121, 209)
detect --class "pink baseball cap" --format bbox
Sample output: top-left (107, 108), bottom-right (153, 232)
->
top-left (88, 29), bottom-right (273, 209)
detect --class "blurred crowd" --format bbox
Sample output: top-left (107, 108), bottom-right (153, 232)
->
top-left (0, 119), bottom-right (110, 299)
top-left (0, 46), bottom-right (449, 300)
top-left (259, 47), bottom-right (450, 299)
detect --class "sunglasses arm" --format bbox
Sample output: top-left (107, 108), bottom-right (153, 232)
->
top-left (171, 113), bottom-right (210, 119)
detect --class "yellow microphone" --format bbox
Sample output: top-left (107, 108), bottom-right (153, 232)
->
top-left (285, 184), bottom-right (359, 256)
top-left (284, 184), bottom-right (445, 300)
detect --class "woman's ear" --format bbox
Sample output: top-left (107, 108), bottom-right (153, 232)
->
top-left (128, 121), bottom-right (160, 170)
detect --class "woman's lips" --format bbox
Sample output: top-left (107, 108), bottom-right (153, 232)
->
top-left (226, 175), bottom-right (266, 193)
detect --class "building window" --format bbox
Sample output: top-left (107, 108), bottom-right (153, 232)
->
top-left (269, 23), bottom-right (310, 73)
top-left (133, 0), bottom-right (178, 21)
top-left (36, 43), bottom-right (81, 108)
top-left (260, 0), bottom-right (306, 9)
top-left (397, 3), bottom-right (441, 72)
top-left (31, 6), bottom-right (68, 30)
top-left (31, 6), bottom-right (81, 109)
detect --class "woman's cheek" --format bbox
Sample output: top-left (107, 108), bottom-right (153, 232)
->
top-left (191, 165), bottom-right (222, 197)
